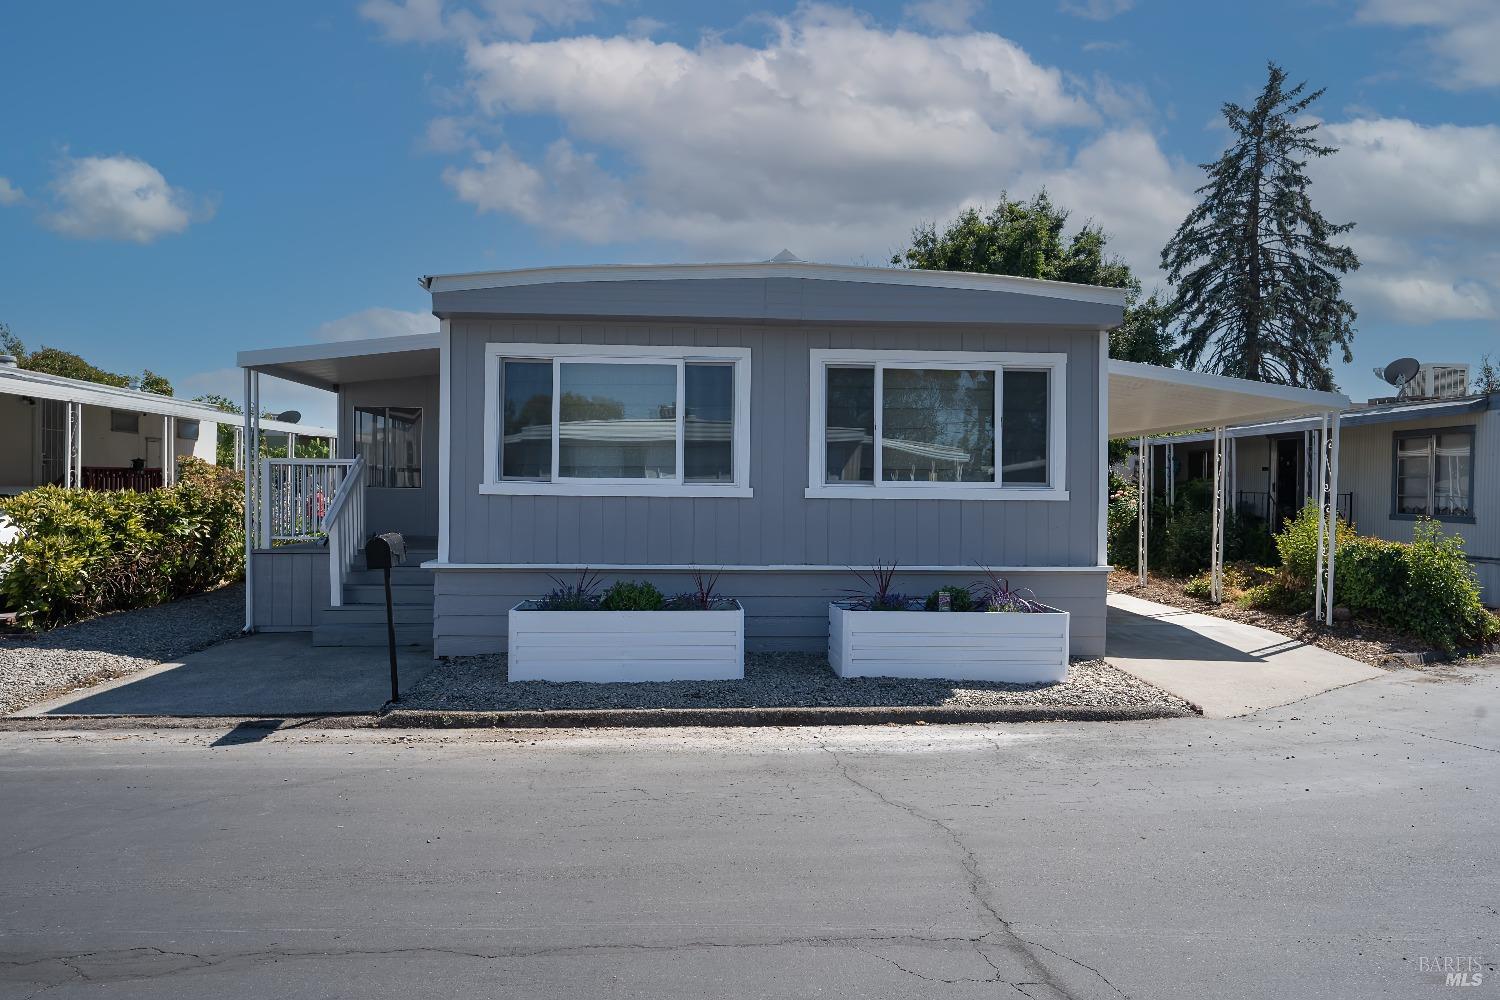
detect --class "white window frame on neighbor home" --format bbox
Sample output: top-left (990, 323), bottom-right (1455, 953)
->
top-left (481, 343), bottom-right (753, 498)
top-left (805, 348), bottom-right (1068, 500)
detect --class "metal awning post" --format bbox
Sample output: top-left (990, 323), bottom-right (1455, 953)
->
top-left (1314, 414), bottom-right (1329, 619)
top-left (242, 369), bottom-right (260, 633)
top-left (1210, 426), bottom-right (1226, 603)
top-left (1324, 411), bottom-right (1342, 626)
top-left (1137, 436), bottom-right (1150, 585)
top-left (1166, 442), bottom-right (1175, 507)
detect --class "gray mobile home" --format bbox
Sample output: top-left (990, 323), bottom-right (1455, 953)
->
top-left (238, 259), bottom-right (1347, 659)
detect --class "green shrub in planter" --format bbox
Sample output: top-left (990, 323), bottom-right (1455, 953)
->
top-left (924, 585), bottom-right (975, 612)
top-left (599, 580), bottom-right (665, 611)
top-left (0, 458), bottom-right (244, 630)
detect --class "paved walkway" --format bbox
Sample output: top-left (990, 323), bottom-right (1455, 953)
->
top-left (14, 633), bottom-right (437, 717)
top-left (1104, 592), bottom-right (1384, 718)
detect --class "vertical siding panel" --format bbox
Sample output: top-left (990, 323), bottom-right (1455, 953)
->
top-left (801, 326), bottom-right (829, 565)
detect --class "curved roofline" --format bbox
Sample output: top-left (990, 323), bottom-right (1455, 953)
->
top-left (420, 260), bottom-right (1129, 307)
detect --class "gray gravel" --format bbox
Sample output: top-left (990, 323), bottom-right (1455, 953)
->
top-left (402, 652), bottom-right (1196, 715)
top-left (0, 585), bottom-right (244, 715)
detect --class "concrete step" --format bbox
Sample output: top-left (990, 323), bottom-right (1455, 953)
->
top-left (342, 584), bottom-right (435, 606)
top-left (312, 622), bottom-right (433, 648)
top-left (344, 566), bottom-right (434, 587)
top-left (350, 551), bottom-right (438, 573)
top-left (318, 604), bottom-right (435, 626)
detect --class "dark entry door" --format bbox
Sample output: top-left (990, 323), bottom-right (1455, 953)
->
top-left (1273, 438), bottom-right (1302, 530)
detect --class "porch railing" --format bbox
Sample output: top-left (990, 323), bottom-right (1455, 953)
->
top-left (323, 456), bottom-right (366, 608)
top-left (1234, 491), bottom-right (1354, 532)
top-left (81, 466), bottom-right (164, 492)
top-left (259, 459), bottom-right (356, 546)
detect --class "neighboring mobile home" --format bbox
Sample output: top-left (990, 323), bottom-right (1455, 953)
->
top-left (1141, 392), bottom-right (1500, 602)
top-left (0, 358), bottom-right (332, 495)
top-left (238, 258), bottom-right (1347, 656)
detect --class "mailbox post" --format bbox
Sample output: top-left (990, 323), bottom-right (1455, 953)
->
top-left (364, 532), bottom-right (407, 702)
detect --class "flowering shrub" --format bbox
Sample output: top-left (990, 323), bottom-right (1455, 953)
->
top-left (0, 458), bottom-right (244, 630)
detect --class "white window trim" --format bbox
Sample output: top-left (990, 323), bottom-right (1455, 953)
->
top-left (805, 348), bottom-right (1068, 501)
top-left (481, 343), bottom-right (752, 498)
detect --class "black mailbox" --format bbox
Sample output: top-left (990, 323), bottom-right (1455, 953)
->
top-left (365, 532), bottom-right (406, 571)
top-left (365, 532), bottom-right (407, 703)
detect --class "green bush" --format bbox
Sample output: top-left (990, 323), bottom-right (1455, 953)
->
top-left (1274, 503), bottom-right (1357, 593)
top-left (1260, 505), bottom-right (1496, 651)
top-left (599, 580), bottom-right (665, 611)
top-left (924, 585), bottom-right (975, 612)
top-left (0, 458), bottom-right (244, 630)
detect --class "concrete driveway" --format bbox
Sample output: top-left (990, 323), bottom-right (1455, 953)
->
top-left (14, 633), bottom-right (437, 717)
top-left (1105, 591), bottom-right (1385, 717)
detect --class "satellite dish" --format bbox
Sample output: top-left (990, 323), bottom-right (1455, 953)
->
top-left (275, 410), bottom-right (302, 424)
top-left (1379, 358), bottom-right (1420, 389)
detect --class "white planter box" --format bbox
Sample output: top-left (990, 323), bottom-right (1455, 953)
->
top-left (507, 602), bottom-right (745, 682)
top-left (828, 603), bottom-right (1069, 683)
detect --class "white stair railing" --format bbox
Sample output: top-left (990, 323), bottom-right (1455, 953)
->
top-left (322, 456), bottom-right (367, 608)
top-left (259, 459), bottom-right (356, 546)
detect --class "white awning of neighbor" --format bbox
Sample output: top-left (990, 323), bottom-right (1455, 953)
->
top-left (1108, 360), bottom-right (1349, 438)
top-left (237, 333), bottom-right (442, 391)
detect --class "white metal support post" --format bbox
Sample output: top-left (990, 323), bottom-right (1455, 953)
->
top-left (1324, 411), bottom-right (1342, 626)
top-left (1210, 426), bottom-right (1226, 603)
top-left (1137, 436), bottom-right (1150, 585)
top-left (242, 370), bottom-right (259, 633)
top-left (62, 402), bottom-right (75, 488)
top-left (1314, 414), bottom-right (1329, 619)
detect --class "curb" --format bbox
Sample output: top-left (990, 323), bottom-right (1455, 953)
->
top-left (377, 704), bottom-right (1194, 729)
top-left (1374, 642), bottom-right (1500, 669)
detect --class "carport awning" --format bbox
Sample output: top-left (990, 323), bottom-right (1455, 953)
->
top-left (1108, 360), bottom-right (1349, 438)
top-left (237, 333), bottom-right (442, 391)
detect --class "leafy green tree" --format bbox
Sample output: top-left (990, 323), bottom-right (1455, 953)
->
top-left (1472, 354), bottom-right (1500, 395)
top-left (892, 191), bottom-right (1173, 365)
top-left (1, 325), bottom-right (134, 387)
top-left (1161, 62), bottom-right (1359, 389)
top-left (136, 369), bottom-right (174, 396)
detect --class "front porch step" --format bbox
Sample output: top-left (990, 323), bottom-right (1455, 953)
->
top-left (343, 584), bottom-right (435, 606)
top-left (319, 603), bottom-right (435, 626)
top-left (312, 622), bottom-right (434, 647)
top-left (344, 566), bottom-right (435, 587)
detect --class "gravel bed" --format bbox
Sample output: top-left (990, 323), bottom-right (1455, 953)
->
top-left (1108, 571), bottom-right (1436, 667)
top-left (0, 585), bottom-right (244, 714)
top-left (400, 652), bottom-right (1196, 715)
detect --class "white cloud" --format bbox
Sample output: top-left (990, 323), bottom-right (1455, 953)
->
top-left (1058, 0), bottom-right (1133, 21)
top-left (1019, 128), bottom-right (1196, 289)
top-left (309, 307), bottom-right (435, 342)
top-left (0, 177), bottom-right (23, 206)
top-left (903, 0), bottom-right (981, 32)
top-left (437, 7), bottom-right (1132, 260)
top-left (1356, 0), bottom-right (1500, 90)
top-left (1310, 117), bottom-right (1500, 324)
top-left (44, 154), bottom-right (211, 243)
top-left (625, 16), bottom-right (666, 38)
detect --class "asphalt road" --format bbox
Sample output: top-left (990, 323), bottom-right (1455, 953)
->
top-left (1, 661), bottom-right (1496, 1000)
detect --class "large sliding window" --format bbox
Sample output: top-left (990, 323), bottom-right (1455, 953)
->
top-left (1393, 428), bottom-right (1474, 520)
top-left (808, 349), bottom-right (1066, 500)
top-left (484, 344), bottom-right (751, 497)
top-left (355, 406), bottom-right (423, 488)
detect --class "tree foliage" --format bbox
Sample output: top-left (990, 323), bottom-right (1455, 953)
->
top-left (892, 191), bottom-right (1175, 366)
top-left (1472, 354), bottom-right (1500, 395)
top-left (1, 323), bottom-right (174, 394)
top-left (1161, 63), bottom-right (1359, 389)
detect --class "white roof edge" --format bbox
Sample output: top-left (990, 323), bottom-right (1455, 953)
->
top-left (0, 366), bottom-right (333, 436)
top-left (237, 332), bottom-right (442, 370)
top-left (1144, 393), bottom-right (1494, 444)
top-left (422, 261), bottom-right (1129, 307)
top-left (1109, 359), bottom-right (1351, 410)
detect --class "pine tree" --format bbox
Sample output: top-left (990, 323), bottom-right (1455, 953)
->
top-left (1161, 63), bottom-right (1359, 389)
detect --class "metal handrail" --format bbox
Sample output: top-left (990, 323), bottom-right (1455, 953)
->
top-left (322, 455), bottom-right (366, 526)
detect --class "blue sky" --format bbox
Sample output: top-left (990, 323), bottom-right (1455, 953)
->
top-left (2, 0), bottom-right (1496, 424)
